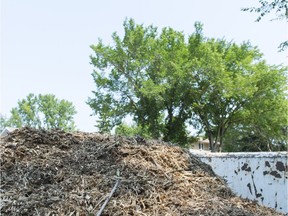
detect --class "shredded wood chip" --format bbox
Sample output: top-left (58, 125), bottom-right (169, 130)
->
top-left (0, 127), bottom-right (284, 215)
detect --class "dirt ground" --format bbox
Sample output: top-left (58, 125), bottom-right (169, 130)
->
top-left (0, 127), bottom-right (284, 215)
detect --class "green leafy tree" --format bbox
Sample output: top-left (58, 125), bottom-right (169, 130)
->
top-left (188, 27), bottom-right (287, 151)
top-left (223, 123), bottom-right (287, 152)
top-left (88, 19), bottom-right (159, 135)
top-left (0, 114), bottom-right (9, 131)
top-left (88, 18), bottom-right (192, 144)
top-left (115, 123), bottom-right (152, 138)
top-left (223, 73), bottom-right (288, 152)
top-left (241, 65), bottom-right (288, 151)
top-left (2, 93), bottom-right (77, 131)
top-left (88, 18), bottom-right (288, 150)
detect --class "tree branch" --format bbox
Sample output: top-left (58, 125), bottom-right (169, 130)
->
top-left (96, 177), bottom-right (121, 216)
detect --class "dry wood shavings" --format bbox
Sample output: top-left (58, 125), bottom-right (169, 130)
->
top-left (0, 127), bottom-right (284, 215)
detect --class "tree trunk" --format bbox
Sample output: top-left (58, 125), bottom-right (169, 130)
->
top-left (219, 135), bottom-right (223, 152)
top-left (208, 132), bottom-right (215, 152)
top-left (164, 106), bottom-right (174, 142)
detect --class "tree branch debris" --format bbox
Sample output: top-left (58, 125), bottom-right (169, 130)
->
top-left (0, 127), bottom-right (284, 215)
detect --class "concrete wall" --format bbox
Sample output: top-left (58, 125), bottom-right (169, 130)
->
top-left (189, 150), bottom-right (288, 214)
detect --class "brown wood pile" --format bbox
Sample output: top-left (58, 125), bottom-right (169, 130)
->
top-left (0, 127), bottom-right (284, 215)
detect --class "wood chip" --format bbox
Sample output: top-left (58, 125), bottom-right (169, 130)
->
top-left (0, 127), bottom-right (284, 215)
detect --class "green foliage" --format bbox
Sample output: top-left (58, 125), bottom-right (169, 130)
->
top-left (189, 36), bottom-right (287, 151)
top-left (0, 114), bottom-right (9, 131)
top-left (223, 70), bottom-right (288, 152)
top-left (2, 93), bottom-right (77, 131)
top-left (88, 18), bottom-right (288, 150)
top-left (88, 18), bottom-right (192, 143)
top-left (115, 123), bottom-right (152, 138)
top-left (223, 126), bottom-right (287, 152)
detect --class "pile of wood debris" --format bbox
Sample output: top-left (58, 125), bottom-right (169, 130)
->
top-left (0, 127), bottom-right (284, 215)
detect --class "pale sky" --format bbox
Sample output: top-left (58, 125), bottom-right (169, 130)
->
top-left (1, 0), bottom-right (287, 132)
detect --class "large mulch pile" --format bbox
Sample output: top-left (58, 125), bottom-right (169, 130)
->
top-left (0, 127), bottom-right (284, 215)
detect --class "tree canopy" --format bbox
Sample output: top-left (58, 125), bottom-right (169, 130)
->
top-left (1, 93), bottom-right (77, 131)
top-left (88, 18), bottom-right (287, 151)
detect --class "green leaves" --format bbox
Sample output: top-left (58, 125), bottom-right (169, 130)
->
top-left (88, 18), bottom-right (193, 142)
top-left (88, 18), bottom-right (287, 149)
top-left (2, 94), bottom-right (77, 131)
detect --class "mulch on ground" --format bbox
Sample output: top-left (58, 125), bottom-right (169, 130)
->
top-left (0, 127), bottom-right (284, 215)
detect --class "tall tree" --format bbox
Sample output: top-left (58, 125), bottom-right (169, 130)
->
top-left (187, 25), bottom-right (287, 151)
top-left (88, 18), bottom-right (287, 149)
top-left (88, 18), bottom-right (192, 143)
top-left (224, 65), bottom-right (288, 151)
top-left (1, 93), bottom-right (77, 131)
top-left (88, 19), bottom-right (161, 136)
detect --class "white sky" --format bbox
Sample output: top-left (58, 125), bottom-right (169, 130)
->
top-left (1, 0), bottom-right (287, 132)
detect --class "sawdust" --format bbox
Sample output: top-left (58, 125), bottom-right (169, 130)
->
top-left (0, 127), bottom-right (284, 215)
